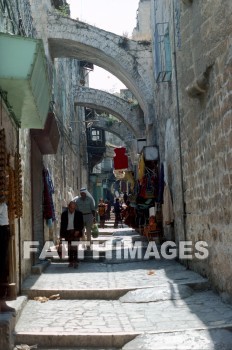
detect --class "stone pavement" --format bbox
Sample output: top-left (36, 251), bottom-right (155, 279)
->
top-left (2, 221), bottom-right (232, 349)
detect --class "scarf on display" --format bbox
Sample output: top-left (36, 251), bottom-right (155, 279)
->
top-left (157, 163), bottom-right (164, 204)
top-left (43, 168), bottom-right (56, 222)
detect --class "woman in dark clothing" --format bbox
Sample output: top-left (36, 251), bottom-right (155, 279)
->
top-left (122, 201), bottom-right (136, 229)
top-left (113, 198), bottom-right (122, 228)
top-left (60, 201), bottom-right (84, 268)
top-left (98, 198), bottom-right (106, 228)
top-left (105, 200), bottom-right (111, 221)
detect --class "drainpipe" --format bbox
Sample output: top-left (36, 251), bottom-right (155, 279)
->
top-left (172, 0), bottom-right (188, 268)
top-left (16, 129), bottom-right (22, 293)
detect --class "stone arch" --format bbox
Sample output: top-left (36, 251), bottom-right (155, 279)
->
top-left (93, 115), bottom-right (135, 142)
top-left (75, 87), bottom-right (145, 138)
top-left (88, 116), bottom-right (134, 165)
top-left (47, 14), bottom-right (154, 119)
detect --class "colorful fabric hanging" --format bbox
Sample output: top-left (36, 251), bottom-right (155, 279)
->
top-left (43, 168), bottom-right (56, 221)
top-left (162, 184), bottom-right (174, 225)
top-left (138, 154), bottom-right (145, 181)
top-left (139, 167), bottom-right (159, 200)
top-left (113, 147), bottom-right (128, 170)
top-left (158, 163), bottom-right (164, 203)
top-left (124, 171), bottom-right (135, 190)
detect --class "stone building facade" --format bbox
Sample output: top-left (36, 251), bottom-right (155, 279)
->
top-left (0, 0), bottom-right (88, 291)
top-left (148, 0), bottom-right (232, 296)
top-left (177, 0), bottom-right (232, 296)
top-left (132, 0), bottom-right (152, 41)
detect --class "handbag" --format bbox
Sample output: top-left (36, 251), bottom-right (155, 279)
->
top-left (91, 223), bottom-right (99, 238)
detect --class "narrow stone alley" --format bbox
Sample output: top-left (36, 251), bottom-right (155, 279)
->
top-left (1, 1), bottom-right (232, 349)
top-left (5, 217), bottom-right (232, 350)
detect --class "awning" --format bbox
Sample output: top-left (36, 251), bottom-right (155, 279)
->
top-left (0, 33), bottom-right (51, 128)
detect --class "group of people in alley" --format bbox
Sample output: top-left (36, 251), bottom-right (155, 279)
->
top-left (60, 188), bottom-right (96, 268)
top-left (59, 189), bottom-right (130, 268)
top-left (0, 187), bottom-right (130, 315)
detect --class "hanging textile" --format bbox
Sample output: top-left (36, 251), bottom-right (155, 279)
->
top-left (162, 184), bottom-right (174, 225)
top-left (124, 171), bottom-right (135, 190)
top-left (158, 163), bottom-right (164, 204)
top-left (120, 180), bottom-right (127, 193)
top-left (138, 154), bottom-right (145, 181)
top-left (113, 147), bottom-right (128, 170)
top-left (139, 167), bottom-right (159, 200)
top-left (42, 168), bottom-right (56, 222)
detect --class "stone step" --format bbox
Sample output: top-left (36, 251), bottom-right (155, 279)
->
top-left (22, 287), bottom-right (136, 300)
top-left (48, 234), bottom-right (148, 264)
top-left (13, 258), bottom-right (219, 349)
top-left (43, 250), bottom-right (158, 265)
top-left (21, 280), bottom-right (210, 301)
top-left (14, 291), bottom-right (232, 348)
top-left (123, 327), bottom-right (232, 350)
top-left (32, 348), bottom-right (119, 350)
top-left (15, 327), bottom-right (232, 350)
top-left (21, 260), bottom-right (210, 301)
top-left (15, 332), bottom-right (137, 349)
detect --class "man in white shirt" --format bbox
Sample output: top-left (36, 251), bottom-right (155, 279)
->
top-left (60, 201), bottom-right (84, 268)
top-left (0, 202), bottom-right (15, 314)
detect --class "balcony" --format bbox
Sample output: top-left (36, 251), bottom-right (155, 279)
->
top-left (0, 33), bottom-right (51, 128)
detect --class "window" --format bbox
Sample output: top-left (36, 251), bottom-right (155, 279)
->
top-left (91, 129), bottom-right (101, 141)
top-left (154, 22), bottom-right (172, 82)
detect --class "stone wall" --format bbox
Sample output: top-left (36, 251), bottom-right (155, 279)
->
top-left (19, 129), bottom-right (33, 282)
top-left (150, 0), bottom-right (232, 297)
top-left (0, 0), bottom-right (88, 286)
top-left (178, 0), bottom-right (232, 295)
top-left (150, 0), bottom-right (185, 243)
top-left (132, 0), bottom-right (152, 41)
top-left (27, 0), bottom-right (88, 260)
top-left (42, 57), bottom-right (86, 243)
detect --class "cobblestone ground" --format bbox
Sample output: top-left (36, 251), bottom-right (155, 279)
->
top-left (3, 222), bottom-right (232, 349)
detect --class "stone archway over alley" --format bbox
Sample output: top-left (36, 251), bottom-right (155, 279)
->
top-left (95, 115), bottom-right (135, 142)
top-left (47, 13), bottom-right (154, 122)
top-left (75, 87), bottom-right (145, 138)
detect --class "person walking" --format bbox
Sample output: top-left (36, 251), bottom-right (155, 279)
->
top-left (0, 201), bottom-right (15, 313)
top-left (74, 188), bottom-right (96, 249)
top-left (60, 201), bottom-right (84, 268)
top-left (121, 200), bottom-right (136, 229)
top-left (98, 198), bottom-right (106, 228)
top-left (104, 199), bottom-right (111, 221)
top-left (113, 198), bottom-right (122, 228)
